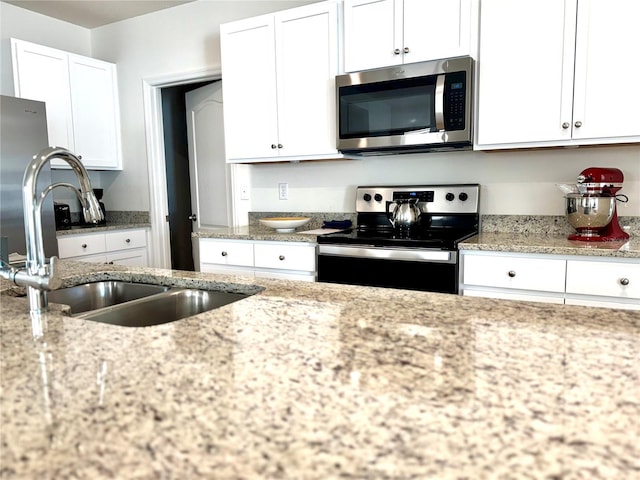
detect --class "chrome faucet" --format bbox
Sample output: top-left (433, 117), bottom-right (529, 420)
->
top-left (0, 146), bottom-right (103, 314)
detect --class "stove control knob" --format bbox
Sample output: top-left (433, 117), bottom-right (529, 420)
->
top-left (445, 192), bottom-right (455, 201)
top-left (374, 193), bottom-right (383, 202)
top-left (459, 192), bottom-right (468, 201)
top-left (363, 193), bottom-right (372, 202)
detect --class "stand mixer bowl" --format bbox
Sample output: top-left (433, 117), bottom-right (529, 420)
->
top-left (566, 194), bottom-right (615, 233)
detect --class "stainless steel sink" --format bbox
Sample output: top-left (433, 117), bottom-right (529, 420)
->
top-left (47, 281), bottom-right (170, 315)
top-left (76, 288), bottom-right (250, 327)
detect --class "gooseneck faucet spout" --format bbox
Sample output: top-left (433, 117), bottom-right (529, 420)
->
top-left (0, 146), bottom-right (103, 314)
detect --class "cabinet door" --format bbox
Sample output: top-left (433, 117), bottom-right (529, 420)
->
top-left (566, 259), bottom-right (640, 300)
top-left (571, 0), bottom-right (640, 141)
top-left (463, 253), bottom-right (566, 292)
top-left (402, 0), bottom-right (471, 64)
top-left (476, 0), bottom-right (577, 146)
top-left (344, 0), bottom-right (397, 71)
top-left (57, 233), bottom-right (106, 258)
top-left (105, 229), bottom-right (147, 252)
top-left (106, 249), bottom-right (148, 267)
top-left (275, 2), bottom-right (339, 157)
top-left (199, 239), bottom-right (254, 267)
top-left (11, 39), bottom-right (75, 156)
top-left (220, 15), bottom-right (278, 161)
top-left (254, 242), bottom-right (316, 272)
top-left (68, 55), bottom-right (122, 169)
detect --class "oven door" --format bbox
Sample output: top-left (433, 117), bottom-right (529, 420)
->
top-left (317, 245), bottom-right (459, 294)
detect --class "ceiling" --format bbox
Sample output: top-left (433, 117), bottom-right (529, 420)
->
top-left (4, 0), bottom-right (197, 28)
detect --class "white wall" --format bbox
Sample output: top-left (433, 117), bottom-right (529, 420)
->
top-left (89, 0), bottom-right (315, 213)
top-left (2, 0), bottom-right (639, 218)
top-left (250, 145), bottom-right (640, 215)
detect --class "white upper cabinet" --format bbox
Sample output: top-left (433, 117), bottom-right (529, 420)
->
top-left (476, 0), bottom-right (640, 149)
top-left (343, 0), bottom-right (473, 72)
top-left (220, 2), bottom-right (341, 163)
top-left (11, 39), bottom-right (123, 170)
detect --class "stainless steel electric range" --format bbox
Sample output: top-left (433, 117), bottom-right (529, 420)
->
top-left (317, 184), bottom-right (480, 294)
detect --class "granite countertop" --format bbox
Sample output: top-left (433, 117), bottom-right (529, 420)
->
top-left (461, 232), bottom-right (640, 258)
top-left (194, 225), bottom-right (325, 243)
top-left (1, 261), bottom-right (638, 479)
top-left (56, 222), bottom-right (151, 237)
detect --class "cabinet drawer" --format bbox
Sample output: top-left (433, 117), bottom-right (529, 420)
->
top-left (566, 260), bottom-right (640, 300)
top-left (58, 233), bottom-right (106, 258)
top-left (254, 243), bottom-right (316, 272)
top-left (463, 254), bottom-right (566, 292)
top-left (199, 239), bottom-right (254, 267)
top-left (105, 229), bottom-right (147, 251)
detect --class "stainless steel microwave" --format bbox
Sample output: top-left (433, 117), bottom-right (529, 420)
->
top-left (336, 56), bottom-right (473, 155)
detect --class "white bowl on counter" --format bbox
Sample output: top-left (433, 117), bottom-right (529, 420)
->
top-left (259, 217), bottom-right (311, 233)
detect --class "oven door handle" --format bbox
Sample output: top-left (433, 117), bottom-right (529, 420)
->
top-left (318, 245), bottom-right (455, 263)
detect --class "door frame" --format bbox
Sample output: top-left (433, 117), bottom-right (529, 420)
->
top-left (142, 68), bottom-right (225, 268)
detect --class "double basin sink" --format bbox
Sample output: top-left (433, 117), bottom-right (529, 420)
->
top-left (46, 280), bottom-right (253, 327)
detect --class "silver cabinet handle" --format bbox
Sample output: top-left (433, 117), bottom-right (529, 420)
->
top-left (562, 122), bottom-right (570, 129)
top-left (82, 244), bottom-right (87, 249)
top-left (221, 251), bottom-right (228, 257)
top-left (394, 48), bottom-right (401, 55)
top-left (403, 47), bottom-right (409, 54)
top-left (278, 255), bottom-right (285, 261)
top-left (574, 121), bottom-right (583, 128)
top-left (620, 278), bottom-right (630, 286)
top-left (507, 270), bottom-right (516, 278)
top-left (188, 214), bottom-right (197, 221)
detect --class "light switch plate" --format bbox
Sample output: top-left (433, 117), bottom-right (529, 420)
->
top-left (278, 182), bottom-right (288, 200)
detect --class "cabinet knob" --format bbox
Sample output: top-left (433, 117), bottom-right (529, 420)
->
top-left (221, 251), bottom-right (228, 257)
top-left (619, 277), bottom-right (630, 286)
top-left (562, 122), bottom-right (570, 129)
top-left (507, 270), bottom-right (516, 278)
top-left (271, 144), bottom-right (277, 149)
top-left (278, 255), bottom-right (285, 261)
top-left (125, 238), bottom-right (131, 243)
top-left (574, 121), bottom-right (583, 128)
top-left (82, 243), bottom-right (87, 249)
top-left (277, 144), bottom-right (283, 149)
top-left (394, 48), bottom-right (401, 55)
top-left (403, 47), bottom-right (410, 54)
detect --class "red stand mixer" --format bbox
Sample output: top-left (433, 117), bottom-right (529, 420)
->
top-left (565, 167), bottom-right (630, 242)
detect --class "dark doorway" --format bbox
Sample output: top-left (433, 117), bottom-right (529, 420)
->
top-left (161, 81), bottom-right (213, 271)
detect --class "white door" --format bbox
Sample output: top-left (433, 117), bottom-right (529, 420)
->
top-left (185, 81), bottom-right (230, 234)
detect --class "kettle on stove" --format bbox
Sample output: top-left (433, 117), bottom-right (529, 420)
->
top-left (387, 197), bottom-right (421, 231)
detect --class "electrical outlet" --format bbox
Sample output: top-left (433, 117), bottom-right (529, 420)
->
top-left (278, 182), bottom-right (288, 200)
top-left (240, 185), bottom-right (250, 200)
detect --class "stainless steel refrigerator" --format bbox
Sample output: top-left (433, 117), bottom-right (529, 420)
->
top-left (1, 95), bottom-right (58, 260)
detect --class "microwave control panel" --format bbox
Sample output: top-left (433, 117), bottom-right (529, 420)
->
top-left (444, 71), bottom-right (467, 131)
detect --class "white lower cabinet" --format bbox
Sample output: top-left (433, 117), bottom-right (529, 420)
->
top-left (461, 252), bottom-right (566, 304)
top-left (57, 228), bottom-right (148, 267)
top-left (565, 258), bottom-right (640, 310)
top-left (199, 238), bottom-right (316, 281)
top-left (461, 250), bottom-right (640, 310)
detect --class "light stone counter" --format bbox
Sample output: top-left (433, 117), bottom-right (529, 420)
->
top-left (194, 225), bottom-right (322, 243)
top-left (461, 232), bottom-right (640, 258)
top-left (56, 222), bottom-right (151, 237)
top-left (1, 261), bottom-right (638, 478)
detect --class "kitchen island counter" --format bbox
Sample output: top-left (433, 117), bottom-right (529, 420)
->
top-left (1, 261), bottom-right (638, 479)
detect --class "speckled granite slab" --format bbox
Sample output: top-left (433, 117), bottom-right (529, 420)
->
top-left (461, 232), bottom-right (640, 258)
top-left (1, 261), bottom-right (638, 479)
top-left (481, 215), bottom-right (640, 236)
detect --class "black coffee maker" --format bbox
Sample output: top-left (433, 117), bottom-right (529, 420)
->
top-left (92, 188), bottom-right (107, 225)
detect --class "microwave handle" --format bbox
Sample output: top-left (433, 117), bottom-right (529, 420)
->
top-left (435, 74), bottom-right (446, 131)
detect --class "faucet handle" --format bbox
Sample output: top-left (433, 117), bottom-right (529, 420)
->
top-left (46, 256), bottom-right (63, 290)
